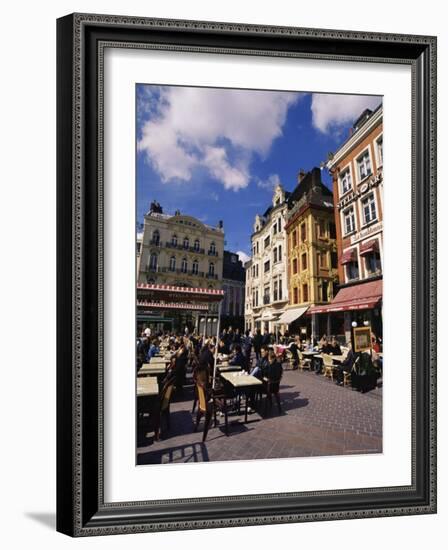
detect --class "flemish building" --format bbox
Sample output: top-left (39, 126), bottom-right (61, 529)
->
top-left (308, 105), bottom-right (383, 342)
top-left (244, 183), bottom-right (289, 333)
top-left (221, 251), bottom-right (245, 331)
top-left (283, 167), bottom-right (338, 338)
top-left (137, 201), bottom-right (224, 333)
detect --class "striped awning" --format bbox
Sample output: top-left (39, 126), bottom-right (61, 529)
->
top-left (274, 306), bottom-right (309, 324)
top-left (307, 279), bottom-right (382, 314)
top-left (137, 301), bottom-right (209, 311)
top-left (340, 248), bottom-right (356, 265)
top-left (137, 283), bottom-right (224, 303)
top-left (359, 239), bottom-right (379, 255)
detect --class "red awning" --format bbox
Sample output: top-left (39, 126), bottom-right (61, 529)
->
top-left (359, 239), bottom-right (379, 256)
top-left (136, 283), bottom-right (224, 303)
top-left (137, 301), bottom-right (209, 311)
top-left (340, 248), bottom-right (356, 265)
top-left (307, 279), bottom-right (382, 314)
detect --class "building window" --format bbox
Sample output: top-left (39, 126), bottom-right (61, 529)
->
top-left (181, 258), bottom-right (188, 273)
top-left (319, 252), bottom-right (328, 268)
top-left (300, 222), bottom-right (307, 242)
top-left (273, 280), bottom-right (278, 302)
top-left (253, 245), bottom-right (256, 256)
top-left (208, 262), bottom-right (215, 276)
top-left (136, 242), bottom-right (141, 254)
top-left (194, 239), bottom-right (200, 251)
top-left (365, 252), bottom-right (382, 275)
top-left (343, 207), bottom-right (356, 235)
top-left (278, 217), bottom-right (282, 232)
top-left (152, 230), bottom-right (160, 245)
top-left (329, 222), bottom-right (337, 239)
top-left (171, 234), bottom-right (177, 246)
top-left (316, 220), bottom-right (326, 239)
top-left (256, 242), bottom-right (259, 254)
top-left (376, 136), bottom-right (383, 167)
top-left (279, 278), bottom-right (283, 301)
top-left (301, 252), bottom-right (307, 271)
top-left (302, 283), bottom-right (309, 302)
top-left (263, 286), bottom-right (270, 305)
top-left (278, 245), bottom-right (282, 261)
top-left (322, 281), bottom-right (328, 302)
top-left (362, 193), bottom-right (377, 225)
top-left (183, 236), bottom-right (189, 249)
top-left (273, 248), bottom-right (278, 263)
top-left (192, 259), bottom-right (199, 275)
top-left (264, 235), bottom-right (270, 249)
top-left (256, 264), bottom-right (259, 277)
top-left (264, 260), bottom-right (270, 273)
top-left (292, 230), bottom-right (297, 247)
top-left (273, 222), bottom-right (277, 235)
top-left (169, 256), bottom-right (176, 271)
top-left (339, 168), bottom-right (352, 195)
top-left (346, 260), bottom-right (359, 281)
top-left (357, 150), bottom-right (372, 181)
top-left (149, 253), bottom-right (158, 271)
top-left (293, 287), bottom-right (298, 304)
top-left (331, 251), bottom-right (338, 269)
top-left (292, 258), bottom-right (298, 274)
top-left (209, 242), bottom-right (216, 254)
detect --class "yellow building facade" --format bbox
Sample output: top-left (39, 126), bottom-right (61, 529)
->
top-left (285, 168), bottom-right (339, 336)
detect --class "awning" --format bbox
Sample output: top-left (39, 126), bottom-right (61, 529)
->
top-left (359, 239), bottom-right (379, 255)
top-left (261, 311), bottom-right (279, 321)
top-left (137, 301), bottom-right (209, 311)
top-left (274, 306), bottom-right (309, 324)
top-left (137, 283), bottom-right (224, 303)
top-left (307, 279), bottom-right (382, 314)
top-left (340, 248), bottom-right (356, 265)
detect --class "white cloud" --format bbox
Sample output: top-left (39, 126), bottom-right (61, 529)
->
top-left (311, 94), bottom-right (382, 134)
top-left (256, 173), bottom-right (281, 190)
top-left (237, 251), bottom-right (250, 264)
top-left (138, 86), bottom-right (301, 190)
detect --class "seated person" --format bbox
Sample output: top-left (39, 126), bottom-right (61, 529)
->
top-left (264, 350), bottom-right (283, 382)
top-left (318, 334), bottom-right (328, 350)
top-left (250, 346), bottom-right (269, 379)
top-left (323, 336), bottom-right (342, 355)
top-left (303, 338), bottom-right (315, 351)
top-left (146, 338), bottom-right (160, 361)
top-left (229, 344), bottom-right (246, 369)
top-left (334, 342), bottom-right (355, 385)
top-left (288, 336), bottom-right (301, 369)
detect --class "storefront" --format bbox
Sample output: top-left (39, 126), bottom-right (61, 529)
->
top-left (307, 278), bottom-right (382, 344)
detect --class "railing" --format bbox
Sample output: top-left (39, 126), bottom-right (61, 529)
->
top-left (207, 250), bottom-right (218, 256)
top-left (164, 241), bottom-right (206, 254)
top-left (149, 239), bottom-right (161, 246)
top-left (206, 273), bottom-right (218, 280)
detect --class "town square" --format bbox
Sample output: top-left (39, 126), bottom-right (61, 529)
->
top-left (135, 85), bottom-right (384, 464)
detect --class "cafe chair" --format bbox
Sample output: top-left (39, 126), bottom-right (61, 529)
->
top-left (322, 353), bottom-right (335, 381)
top-left (154, 381), bottom-right (175, 441)
top-left (298, 350), bottom-right (312, 371)
top-left (194, 382), bottom-right (229, 442)
top-left (262, 375), bottom-right (283, 415)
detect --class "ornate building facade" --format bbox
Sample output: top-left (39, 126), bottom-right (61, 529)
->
top-left (137, 201), bottom-right (224, 334)
top-left (221, 251), bottom-right (245, 331)
top-left (244, 183), bottom-right (289, 333)
top-left (308, 105), bottom-right (383, 342)
top-left (284, 167), bottom-right (338, 337)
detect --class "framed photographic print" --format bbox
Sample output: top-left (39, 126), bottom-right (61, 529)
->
top-left (56, 13), bottom-right (437, 536)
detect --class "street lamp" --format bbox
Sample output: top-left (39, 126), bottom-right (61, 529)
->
top-left (351, 321), bottom-right (358, 328)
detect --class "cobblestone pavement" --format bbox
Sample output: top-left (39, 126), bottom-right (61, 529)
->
top-left (136, 367), bottom-right (382, 465)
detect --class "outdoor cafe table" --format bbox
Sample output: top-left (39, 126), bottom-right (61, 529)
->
top-left (137, 377), bottom-right (159, 397)
top-left (220, 372), bottom-right (263, 422)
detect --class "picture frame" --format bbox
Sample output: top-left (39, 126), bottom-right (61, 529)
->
top-left (353, 327), bottom-right (373, 353)
top-left (56, 13), bottom-right (437, 536)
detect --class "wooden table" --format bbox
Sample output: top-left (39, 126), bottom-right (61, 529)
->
top-left (137, 377), bottom-right (159, 397)
top-left (220, 372), bottom-right (263, 422)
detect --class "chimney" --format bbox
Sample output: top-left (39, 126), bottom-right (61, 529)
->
top-left (298, 169), bottom-right (306, 183)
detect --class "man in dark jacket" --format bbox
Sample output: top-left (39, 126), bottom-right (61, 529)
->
top-left (250, 346), bottom-right (269, 379)
top-left (229, 344), bottom-right (245, 369)
top-left (261, 328), bottom-right (271, 347)
top-left (241, 329), bottom-right (253, 371)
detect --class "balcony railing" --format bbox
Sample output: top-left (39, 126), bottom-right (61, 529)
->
top-left (206, 273), bottom-right (218, 280)
top-left (165, 241), bottom-right (206, 254)
top-left (207, 250), bottom-right (218, 256)
top-left (149, 239), bottom-right (161, 246)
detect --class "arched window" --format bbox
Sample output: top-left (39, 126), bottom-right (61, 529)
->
top-left (209, 242), bottom-right (216, 254)
top-left (149, 253), bottom-right (158, 271)
top-left (181, 258), bottom-right (188, 273)
top-left (192, 259), bottom-right (199, 275)
top-left (183, 236), bottom-right (189, 249)
top-left (194, 239), bottom-right (200, 251)
top-left (171, 234), bottom-right (177, 246)
top-left (152, 229), bottom-right (160, 245)
top-left (169, 256), bottom-right (176, 271)
top-left (208, 262), bottom-right (215, 276)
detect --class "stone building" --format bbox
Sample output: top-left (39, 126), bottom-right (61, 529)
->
top-left (221, 251), bottom-right (245, 331)
top-left (244, 183), bottom-right (289, 333)
top-left (137, 201), bottom-right (224, 334)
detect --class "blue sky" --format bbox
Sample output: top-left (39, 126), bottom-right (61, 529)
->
top-left (136, 85), bottom-right (381, 261)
